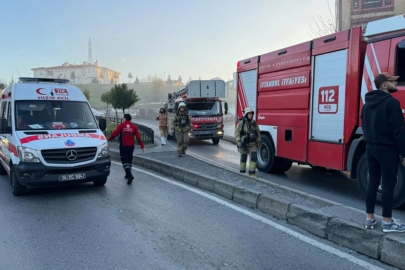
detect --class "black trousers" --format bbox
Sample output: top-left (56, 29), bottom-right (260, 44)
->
top-left (120, 146), bottom-right (134, 176)
top-left (366, 144), bottom-right (399, 218)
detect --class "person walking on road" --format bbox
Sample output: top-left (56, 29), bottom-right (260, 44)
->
top-left (361, 72), bottom-right (405, 232)
top-left (235, 107), bottom-right (261, 178)
top-left (108, 114), bottom-right (145, 184)
top-left (173, 102), bottom-right (191, 157)
top-left (157, 107), bottom-right (169, 146)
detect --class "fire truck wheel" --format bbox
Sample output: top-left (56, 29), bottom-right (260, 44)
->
top-left (257, 135), bottom-right (292, 174)
top-left (357, 153), bottom-right (405, 209)
top-left (11, 168), bottom-right (27, 196)
top-left (212, 138), bottom-right (220, 145)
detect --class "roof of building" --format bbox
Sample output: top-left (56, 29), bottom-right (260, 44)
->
top-left (31, 61), bottom-right (121, 74)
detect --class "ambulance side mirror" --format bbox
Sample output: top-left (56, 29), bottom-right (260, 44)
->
top-left (0, 119), bottom-right (7, 134)
top-left (98, 118), bottom-right (107, 132)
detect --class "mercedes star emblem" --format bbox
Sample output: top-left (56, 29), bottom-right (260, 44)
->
top-left (66, 150), bottom-right (78, 161)
top-left (201, 124), bottom-right (207, 129)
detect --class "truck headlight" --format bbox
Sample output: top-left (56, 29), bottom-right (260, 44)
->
top-left (98, 143), bottom-right (110, 158)
top-left (18, 147), bottom-right (40, 162)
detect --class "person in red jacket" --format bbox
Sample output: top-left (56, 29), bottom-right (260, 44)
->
top-left (108, 114), bottom-right (145, 184)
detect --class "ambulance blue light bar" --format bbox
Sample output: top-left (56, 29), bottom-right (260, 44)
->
top-left (18, 77), bottom-right (70, 84)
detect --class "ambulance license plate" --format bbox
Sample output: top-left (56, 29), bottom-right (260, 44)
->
top-left (58, 173), bottom-right (86, 181)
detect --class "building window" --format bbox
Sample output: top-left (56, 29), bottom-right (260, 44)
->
top-left (396, 39), bottom-right (405, 85)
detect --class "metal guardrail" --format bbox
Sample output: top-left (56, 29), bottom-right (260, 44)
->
top-left (105, 117), bottom-right (154, 145)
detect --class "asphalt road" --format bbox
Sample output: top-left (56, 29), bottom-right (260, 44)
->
top-left (0, 162), bottom-right (394, 270)
top-left (134, 119), bottom-right (405, 222)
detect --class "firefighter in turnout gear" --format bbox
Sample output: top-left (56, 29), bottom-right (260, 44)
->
top-left (235, 107), bottom-right (261, 177)
top-left (173, 102), bottom-right (191, 157)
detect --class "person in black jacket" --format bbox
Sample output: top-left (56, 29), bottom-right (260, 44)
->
top-left (361, 72), bottom-right (405, 232)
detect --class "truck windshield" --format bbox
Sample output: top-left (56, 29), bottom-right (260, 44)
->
top-left (187, 101), bottom-right (222, 116)
top-left (15, 100), bottom-right (97, 130)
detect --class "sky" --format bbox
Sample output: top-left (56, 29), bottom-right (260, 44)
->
top-left (0, 0), bottom-right (333, 83)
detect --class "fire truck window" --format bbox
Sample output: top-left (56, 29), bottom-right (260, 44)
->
top-left (396, 40), bottom-right (405, 85)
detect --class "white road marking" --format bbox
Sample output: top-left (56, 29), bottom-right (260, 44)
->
top-left (111, 161), bottom-right (384, 270)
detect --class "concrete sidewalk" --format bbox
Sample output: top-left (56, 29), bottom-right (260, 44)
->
top-left (108, 134), bottom-right (405, 269)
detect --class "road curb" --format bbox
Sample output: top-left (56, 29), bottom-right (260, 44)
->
top-left (109, 150), bottom-right (405, 269)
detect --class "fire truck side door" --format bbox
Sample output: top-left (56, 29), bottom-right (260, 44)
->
top-left (310, 49), bottom-right (348, 143)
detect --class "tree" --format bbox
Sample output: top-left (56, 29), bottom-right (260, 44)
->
top-left (178, 75), bottom-right (182, 83)
top-left (91, 78), bottom-right (99, 84)
top-left (128, 72), bottom-right (133, 83)
top-left (135, 77), bottom-right (140, 84)
top-left (82, 89), bottom-right (90, 100)
top-left (70, 72), bottom-right (76, 84)
top-left (166, 75), bottom-right (173, 86)
top-left (0, 83), bottom-right (6, 90)
top-left (101, 91), bottom-right (113, 115)
top-left (151, 78), bottom-right (166, 99)
top-left (110, 84), bottom-right (141, 119)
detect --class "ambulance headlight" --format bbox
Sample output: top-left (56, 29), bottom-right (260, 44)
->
top-left (98, 143), bottom-right (109, 158)
top-left (18, 147), bottom-right (40, 163)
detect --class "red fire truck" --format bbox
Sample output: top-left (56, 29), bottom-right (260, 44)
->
top-left (236, 14), bottom-right (405, 207)
top-left (167, 80), bottom-right (228, 145)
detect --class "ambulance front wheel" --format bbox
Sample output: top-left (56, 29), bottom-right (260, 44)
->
top-left (11, 168), bottom-right (27, 196)
top-left (257, 135), bottom-right (292, 174)
top-left (93, 177), bottom-right (107, 186)
top-left (357, 153), bottom-right (405, 209)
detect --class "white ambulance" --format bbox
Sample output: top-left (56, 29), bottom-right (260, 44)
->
top-left (0, 77), bottom-right (111, 196)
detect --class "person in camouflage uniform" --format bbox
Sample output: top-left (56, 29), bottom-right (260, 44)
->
top-left (173, 102), bottom-right (191, 157)
top-left (235, 107), bottom-right (261, 177)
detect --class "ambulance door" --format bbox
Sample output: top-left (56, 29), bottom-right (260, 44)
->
top-left (0, 101), bottom-right (12, 172)
top-left (310, 49), bottom-right (348, 143)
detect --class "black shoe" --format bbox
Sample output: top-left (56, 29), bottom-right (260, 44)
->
top-left (240, 170), bottom-right (246, 174)
top-left (125, 175), bottom-right (129, 179)
top-left (127, 176), bottom-right (134, 184)
top-left (178, 154), bottom-right (183, 157)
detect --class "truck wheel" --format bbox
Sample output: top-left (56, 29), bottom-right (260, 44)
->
top-left (93, 178), bottom-right (107, 186)
top-left (357, 153), bottom-right (405, 209)
top-left (11, 169), bottom-right (27, 196)
top-left (212, 138), bottom-right (220, 145)
top-left (257, 135), bottom-right (292, 174)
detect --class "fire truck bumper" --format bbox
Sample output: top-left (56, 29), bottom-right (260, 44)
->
top-left (190, 130), bottom-right (224, 140)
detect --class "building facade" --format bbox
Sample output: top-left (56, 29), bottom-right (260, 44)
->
top-left (336, 0), bottom-right (405, 31)
top-left (32, 60), bottom-right (121, 84)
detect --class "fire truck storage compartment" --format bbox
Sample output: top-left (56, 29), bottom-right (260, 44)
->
top-left (256, 41), bottom-right (312, 162)
top-left (238, 70), bottom-right (258, 119)
top-left (188, 80), bottom-right (226, 98)
top-left (308, 29), bottom-right (355, 170)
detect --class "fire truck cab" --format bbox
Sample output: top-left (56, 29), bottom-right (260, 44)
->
top-left (167, 80), bottom-right (228, 145)
top-left (236, 14), bottom-right (405, 207)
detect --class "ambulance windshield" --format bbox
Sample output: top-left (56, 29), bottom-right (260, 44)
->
top-left (15, 100), bottom-right (97, 130)
top-left (187, 101), bottom-right (222, 116)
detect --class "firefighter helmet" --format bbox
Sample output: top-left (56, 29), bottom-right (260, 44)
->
top-left (178, 102), bottom-right (186, 110)
top-left (243, 107), bottom-right (254, 117)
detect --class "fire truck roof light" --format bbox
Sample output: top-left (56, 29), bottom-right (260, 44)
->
top-left (237, 61), bottom-right (240, 68)
top-left (18, 77), bottom-right (70, 84)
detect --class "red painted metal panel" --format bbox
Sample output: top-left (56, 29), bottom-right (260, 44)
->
top-left (258, 71), bottom-right (310, 92)
top-left (259, 51), bottom-right (311, 74)
top-left (307, 141), bottom-right (344, 170)
top-left (257, 112), bottom-right (308, 128)
top-left (312, 41), bottom-right (349, 56)
top-left (237, 56), bottom-right (259, 73)
top-left (313, 30), bottom-right (350, 48)
top-left (257, 91), bottom-right (309, 110)
top-left (276, 127), bottom-right (307, 162)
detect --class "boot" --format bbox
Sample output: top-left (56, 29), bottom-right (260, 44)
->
top-left (125, 168), bottom-right (134, 184)
top-left (161, 137), bottom-right (164, 146)
top-left (163, 137), bottom-right (167, 145)
top-left (249, 171), bottom-right (258, 178)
